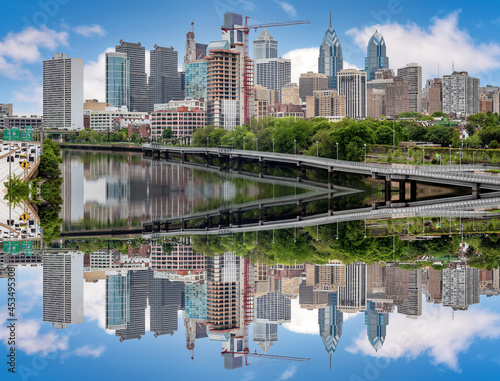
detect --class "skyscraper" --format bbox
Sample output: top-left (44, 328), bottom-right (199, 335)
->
top-left (116, 269), bottom-right (148, 341)
top-left (443, 265), bottom-right (480, 310)
top-left (106, 273), bottom-right (129, 330)
top-left (365, 31), bottom-right (389, 82)
top-left (428, 78), bottom-right (443, 115)
top-left (116, 41), bottom-right (148, 112)
top-left (185, 61), bottom-right (207, 99)
top-left (253, 29), bottom-right (278, 60)
top-left (385, 76), bottom-right (410, 117)
top-left (255, 58), bottom-right (291, 93)
top-left (149, 45), bottom-right (183, 112)
top-left (318, 13), bottom-right (343, 90)
top-left (397, 63), bottom-right (422, 113)
top-left (318, 292), bottom-right (343, 367)
top-left (43, 252), bottom-right (84, 329)
top-left (338, 263), bottom-right (367, 313)
top-left (105, 52), bottom-right (130, 109)
top-left (206, 42), bottom-right (241, 129)
top-left (337, 69), bottom-right (367, 119)
top-left (364, 301), bottom-right (388, 351)
top-left (149, 272), bottom-right (184, 337)
top-left (442, 72), bottom-right (480, 117)
top-left (299, 72), bottom-right (329, 102)
top-left (43, 53), bottom-right (84, 130)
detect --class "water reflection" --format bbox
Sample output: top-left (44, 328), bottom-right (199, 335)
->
top-left (3, 233), bottom-right (499, 373)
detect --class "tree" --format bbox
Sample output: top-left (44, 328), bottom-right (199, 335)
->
top-left (425, 125), bottom-right (451, 147)
top-left (162, 128), bottom-right (173, 140)
top-left (490, 140), bottom-right (499, 149)
top-left (432, 111), bottom-right (448, 118)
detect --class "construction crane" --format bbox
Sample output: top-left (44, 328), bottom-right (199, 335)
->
top-left (221, 349), bottom-right (310, 366)
top-left (221, 17), bottom-right (310, 124)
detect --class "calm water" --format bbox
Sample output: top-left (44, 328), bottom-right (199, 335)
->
top-left (1, 151), bottom-right (500, 380)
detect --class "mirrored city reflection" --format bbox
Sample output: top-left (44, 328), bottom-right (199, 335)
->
top-left (2, 233), bottom-right (498, 370)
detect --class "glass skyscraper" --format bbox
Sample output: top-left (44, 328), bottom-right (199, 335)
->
top-left (318, 14), bottom-right (343, 90)
top-left (185, 60), bottom-right (207, 99)
top-left (365, 31), bottom-right (389, 82)
top-left (105, 52), bottom-right (130, 109)
top-left (253, 29), bottom-right (278, 61)
top-left (105, 273), bottom-right (130, 330)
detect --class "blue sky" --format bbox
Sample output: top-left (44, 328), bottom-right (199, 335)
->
top-left (3, 0), bottom-right (500, 115)
top-left (1, 266), bottom-right (500, 380)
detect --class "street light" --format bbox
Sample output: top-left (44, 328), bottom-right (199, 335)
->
top-left (363, 144), bottom-right (367, 163)
top-left (423, 147), bottom-right (425, 165)
top-left (449, 144), bottom-right (452, 165)
top-left (336, 142), bottom-right (339, 161)
top-left (272, 138), bottom-right (275, 153)
top-left (294, 139), bottom-right (296, 155)
top-left (256, 137), bottom-right (258, 152)
top-left (206, 136), bottom-right (209, 149)
top-left (459, 147), bottom-right (462, 169)
top-left (231, 137), bottom-right (234, 149)
top-left (473, 151), bottom-right (476, 165)
top-left (242, 137), bottom-right (245, 150)
top-left (316, 140), bottom-right (319, 157)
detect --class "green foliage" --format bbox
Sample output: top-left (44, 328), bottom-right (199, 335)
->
top-left (3, 174), bottom-right (29, 208)
top-left (397, 112), bottom-right (422, 119)
top-left (432, 111), bottom-right (449, 118)
top-left (162, 128), bottom-right (173, 140)
top-left (490, 140), bottom-right (499, 149)
top-left (425, 125), bottom-right (452, 147)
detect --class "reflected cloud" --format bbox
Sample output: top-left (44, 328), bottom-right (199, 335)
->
top-left (73, 345), bottom-right (106, 357)
top-left (277, 364), bottom-right (297, 380)
top-left (346, 302), bottom-right (500, 371)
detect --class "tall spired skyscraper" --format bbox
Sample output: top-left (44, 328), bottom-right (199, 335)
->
top-left (318, 12), bottom-right (343, 90)
top-left (364, 301), bottom-right (388, 351)
top-left (365, 31), bottom-right (389, 81)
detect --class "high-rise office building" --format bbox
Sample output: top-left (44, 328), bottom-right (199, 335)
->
top-left (364, 301), bottom-right (388, 351)
top-left (281, 83), bottom-right (300, 105)
top-left (365, 31), bottom-right (389, 82)
top-left (149, 45), bottom-right (183, 112)
top-left (105, 52), bottom-right (130, 109)
top-left (337, 69), bottom-right (367, 119)
top-left (255, 58), bottom-right (291, 93)
top-left (442, 72), bottom-right (480, 117)
top-left (318, 14), bottom-right (343, 90)
top-left (185, 60), bottom-right (207, 99)
top-left (43, 53), bottom-right (84, 130)
top-left (318, 292), bottom-right (343, 366)
top-left (299, 72), bottom-right (329, 103)
top-left (443, 265), bottom-right (480, 310)
top-left (338, 263), bottom-right (367, 313)
top-left (116, 269), bottom-right (148, 341)
top-left (222, 12), bottom-right (244, 45)
top-left (116, 41), bottom-right (148, 112)
top-left (43, 252), bottom-right (84, 329)
top-left (428, 78), bottom-right (443, 115)
top-left (106, 273), bottom-right (130, 330)
top-left (385, 76), bottom-right (410, 117)
top-left (149, 272), bottom-right (184, 337)
top-left (253, 29), bottom-right (278, 60)
top-left (397, 63), bottom-right (422, 113)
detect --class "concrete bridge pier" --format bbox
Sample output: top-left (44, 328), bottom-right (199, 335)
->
top-left (385, 178), bottom-right (392, 203)
top-left (399, 181), bottom-right (406, 202)
top-left (472, 183), bottom-right (480, 199)
top-left (410, 180), bottom-right (417, 201)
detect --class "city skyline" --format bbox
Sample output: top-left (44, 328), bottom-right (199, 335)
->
top-left (3, 1), bottom-right (500, 115)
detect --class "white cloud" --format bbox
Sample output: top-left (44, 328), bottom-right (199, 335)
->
top-left (83, 279), bottom-right (113, 334)
top-left (240, 0), bottom-right (255, 10)
top-left (283, 47), bottom-right (359, 85)
top-left (276, 1), bottom-right (297, 18)
top-left (346, 303), bottom-right (500, 371)
top-left (346, 11), bottom-right (500, 81)
top-left (14, 85), bottom-right (43, 114)
top-left (84, 47), bottom-right (113, 102)
top-left (0, 313), bottom-right (69, 357)
top-left (282, 298), bottom-right (318, 334)
top-left (241, 372), bottom-right (256, 381)
top-left (277, 364), bottom-right (297, 380)
top-left (0, 26), bottom-right (68, 81)
top-left (73, 345), bottom-right (106, 358)
top-left (73, 25), bottom-right (105, 38)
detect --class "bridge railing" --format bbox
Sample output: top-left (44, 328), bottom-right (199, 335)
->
top-left (142, 144), bottom-right (499, 183)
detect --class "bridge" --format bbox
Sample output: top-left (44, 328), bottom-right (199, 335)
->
top-left (143, 190), bottom-right (500, 238)
top-left (142, 144), bottom-right (500, 196)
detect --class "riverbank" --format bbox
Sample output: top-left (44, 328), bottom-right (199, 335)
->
top-left (60, 143), bottom-right (142, 152)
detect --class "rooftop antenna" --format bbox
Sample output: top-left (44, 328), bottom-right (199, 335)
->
top-left (438, 62), bottom-right (440, 78)
top-left (329, 10), bottom-right (332, 27)
top-left (191, 21), bottom-right (194, 34)
top-left (452, 61), bottom-right (455, 73)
